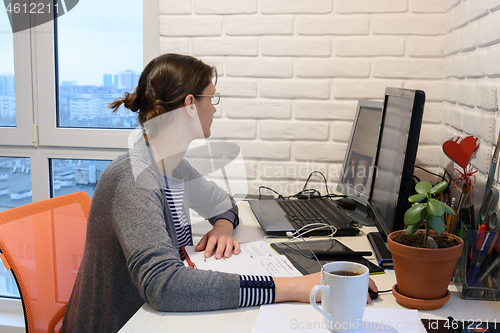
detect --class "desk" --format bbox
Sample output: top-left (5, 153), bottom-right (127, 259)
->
top-left (119, 201), bottom-right (500, 333)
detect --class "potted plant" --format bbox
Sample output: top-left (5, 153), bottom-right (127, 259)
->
top-left (386, 180), bottom-right (464, 310)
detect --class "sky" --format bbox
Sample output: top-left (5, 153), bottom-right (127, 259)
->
top-left (1, 0), bottom-right (143, 86)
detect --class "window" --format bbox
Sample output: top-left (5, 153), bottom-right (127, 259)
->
top-left (51, 159), bottom-right (111, 198)
top-left (56, 0), bottom-right (143, 129)
top-left (0, 157), bottom-right (32, 211)
top-left (0, 14), bottom-right (15, 127)
top-left (0, 0), bottom-right (159, 318)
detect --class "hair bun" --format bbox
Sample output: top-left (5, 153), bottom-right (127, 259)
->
top-left (124, 90), bottom-right (140, 112)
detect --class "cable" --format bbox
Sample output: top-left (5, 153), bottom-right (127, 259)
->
top-left (378, 289), bottom-right (392, 294)
top-left (294, 233), bottom-right (323, 271)
top-left (301, 171), bottom-right (331, 197)
top-left (414, 165), bottom-right (453, 202)
top-left (286, 223), bottom-right (337, 241)
top-left (258, 171), bottom-right (338, 201)
top-left (415, 165), bottom-right (447, 182)
top-left (258, 186), bottom-right (284, 199)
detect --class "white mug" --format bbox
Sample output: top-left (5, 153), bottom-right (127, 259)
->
top-left (309, 261), bottom-right (369, 333)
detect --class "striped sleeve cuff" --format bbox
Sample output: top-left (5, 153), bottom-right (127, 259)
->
top-left (213, 210), bottom-right (239, 229)
top-left (239, 275), bottom-right (275, 307)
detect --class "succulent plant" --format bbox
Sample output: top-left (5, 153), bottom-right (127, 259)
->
top-left (403, 180), bottom-right (456, 248)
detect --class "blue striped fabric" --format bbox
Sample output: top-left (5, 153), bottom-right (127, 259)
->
top-left (164, 177), bottom-right (192, 260)
top-left (239, 275), bottom-right (275, 307)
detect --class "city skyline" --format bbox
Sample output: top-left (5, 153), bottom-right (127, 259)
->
top-left (1, 0), bottom-right (142, 86)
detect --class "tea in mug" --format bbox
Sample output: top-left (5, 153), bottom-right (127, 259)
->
top-left (328, 270), bottom-right (362, 276)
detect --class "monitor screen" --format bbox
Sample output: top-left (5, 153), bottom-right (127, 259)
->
top-left (368, 88), bottom-right (425, 240)
top-left (337, 100), bottom-right (383, 206)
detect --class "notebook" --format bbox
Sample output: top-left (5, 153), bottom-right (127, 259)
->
top-left (248, 197), bottom-right (360, 237)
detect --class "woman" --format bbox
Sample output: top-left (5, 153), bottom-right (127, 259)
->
top-left (61, 53), bottom-right (376, 333)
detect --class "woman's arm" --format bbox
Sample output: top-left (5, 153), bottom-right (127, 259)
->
top-left (274, 275), bottom-right (378, 304)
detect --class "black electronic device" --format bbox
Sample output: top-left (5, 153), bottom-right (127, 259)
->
top-left (366, 87), bottom-right (425, 265)
top-left (270, 238), bottom-right (384, 275)
top-left (337, 100), bottom-right (384, 207)
top-left (248, 198), bottom-right (360, 237)
top-left (368, 288), bottom-right (379, 300)
top-left (334, 197), bottom-right (357, 211)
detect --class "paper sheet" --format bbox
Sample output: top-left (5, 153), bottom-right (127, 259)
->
top-left (251, 303), bottom-right (426, 333)
top-left (183, 241), bottom-right (303, 277)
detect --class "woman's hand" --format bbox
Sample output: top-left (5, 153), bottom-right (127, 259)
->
top-left (367, 278), bottom-right (378, 304)
top-left (274, 275), bottom-right (378, 304)
top-left (195, 219), bottom-right (240, 259)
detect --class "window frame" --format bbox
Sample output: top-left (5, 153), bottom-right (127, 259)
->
top-left (0, 26), bottom-right (34, 146)
top-left (0, 0), bottom-right (159, 326)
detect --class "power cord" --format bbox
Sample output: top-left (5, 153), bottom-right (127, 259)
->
top-left (414, 165), bottom-right (453, 203)
top-left (285, 223), bottom-right (338, 241)
top-left (259, 171), bottom-right (346, 200)
top-left (258, 186), bottom-right (285, 199)
top-left (302, 171), bottom-right (331, 197)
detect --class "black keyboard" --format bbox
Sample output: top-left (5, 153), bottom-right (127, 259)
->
top-left (277, 200), bottom-right (332, 230)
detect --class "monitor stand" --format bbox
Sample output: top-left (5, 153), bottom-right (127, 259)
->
top-left (348, 201), bottom-right (375, 227)
top-left (367, 232), bottom-right (393, 269)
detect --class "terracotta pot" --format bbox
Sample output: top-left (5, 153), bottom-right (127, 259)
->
top-left (387, 230), bottom-right (463, 309)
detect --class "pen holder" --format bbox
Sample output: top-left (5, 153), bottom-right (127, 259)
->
top-left (457, 229), bottom-right (500, 301)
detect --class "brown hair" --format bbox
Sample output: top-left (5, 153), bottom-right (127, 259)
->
top-left (109, 53), bottom-right (217, 127)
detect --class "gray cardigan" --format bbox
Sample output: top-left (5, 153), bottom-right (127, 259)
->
top-left (62, 139), bottom-right (240, 333)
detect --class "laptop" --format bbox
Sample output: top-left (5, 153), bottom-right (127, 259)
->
top-left (335, 100), bottom-right (384, 225)
top-left (248, 197), bottom-right (360, 236)
top-left (249, 100), bottom-right (383, 237)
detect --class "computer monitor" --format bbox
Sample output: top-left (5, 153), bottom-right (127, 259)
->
top-left (368, 88), bottom-right (425, 241)
top-left (337, 100), bottom-right (384, 207)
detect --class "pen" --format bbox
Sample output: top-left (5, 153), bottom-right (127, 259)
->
top-left (469, 228), bottom-right (486, 269)
top-left (486, 233), bottom-right (498, 255)
top-left (467, 230), bottom-right (478, 268)
top-left (459, 210), bottom-right (469, 240)
top-left (445, 197), bottom-right (456, 233)
top-left (313, 251), bottom-right (372, 258)
top-left (472, 250), bottom-right (498, 286)
top-left (468, 232), bottom-right (495, 285)
top-left (459, 207), bottom-right (471, 240)
top-left (487, 275), bottom-right (493, 288)
top-left (474, 255), bottom-right (500, 287)
top-left (451, 184), bottom-right (471, 235)
top-left (470, 204), bottom-right (475, 231)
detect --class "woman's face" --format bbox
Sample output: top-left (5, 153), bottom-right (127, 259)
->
top-left (194, 82), bottom-right (217, 138)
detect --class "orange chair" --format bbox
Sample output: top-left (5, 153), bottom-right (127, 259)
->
top-left (0, 192), bottom-right (91, 333)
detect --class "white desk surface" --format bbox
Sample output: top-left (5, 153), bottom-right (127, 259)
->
top-left (119, 201), bottom-right (500, 333)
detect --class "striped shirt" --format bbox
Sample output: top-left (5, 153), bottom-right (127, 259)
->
top-left (164, 176), bottom-right (276, 308)
top-left (164, 177), bottom-right (192, 249)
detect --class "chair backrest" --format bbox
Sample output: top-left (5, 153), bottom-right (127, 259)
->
top-left (0, 192), bottom-right (91, 333)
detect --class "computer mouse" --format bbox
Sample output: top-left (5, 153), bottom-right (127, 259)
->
top-left (334, 197), bottom-right (357, 211)
top-left (368, 288), bottom-right (379, 300)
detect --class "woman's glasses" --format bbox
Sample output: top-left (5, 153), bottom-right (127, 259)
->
top-left (195, 92), bottom-right (221, 105)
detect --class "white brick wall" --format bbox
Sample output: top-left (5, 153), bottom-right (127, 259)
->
top-left (443, 0), bottom-right (500, 206)
top-left (158, 0), bottom-right (499, 198)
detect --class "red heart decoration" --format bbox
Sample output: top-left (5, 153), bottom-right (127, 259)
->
top-left (442, 136), bottom-right (480, 169)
